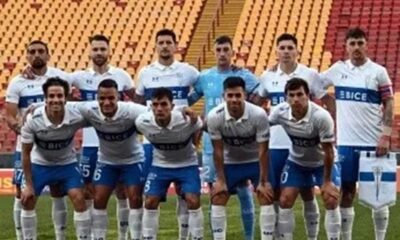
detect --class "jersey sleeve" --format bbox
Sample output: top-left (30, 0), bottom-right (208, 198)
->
top-left (207, 113), bottom-right (222, 140)
top-left (135, 68), bottom-right (146, 96)
top-left (309, 69), bottom-right (327, 99)
top-left (134, 114), bottom-right (147, 135)
top-left (257, 71), bottom-right (269, 98)
top-left (188, 74), bottom-right (204, 105)
top-left (268, 104), bottom-right (281, 126)
top-left (242, 70), bottom-right (259, 95)
top-left (21, 114), bottom-right (35, 144)
top-left (318, 111), bottom-right (335, 143)
top-left (187, 65), bottom-right (200, 86)
top-left (319, 62), bottom-right (342, 88)
top-left (120, 70), bottom-right (135, 89)
top-left (377, 67), bottom-right (393, 99)
top-left (256, 110), bottom-right (270, 142)
top-left (5, 77), bottom-right (20, 104)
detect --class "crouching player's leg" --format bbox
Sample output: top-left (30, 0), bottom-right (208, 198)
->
top-left (114, 183), bottom-right (129, 240)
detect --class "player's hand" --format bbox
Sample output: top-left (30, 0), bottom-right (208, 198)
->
top-left (376, 135), bottom-right (390, 157)
top-left (321, 181), bottom-right (340, 201)
top-left (21, 186), bottom-right (35, 205)
top-left (212, 179), bottom-right (228, 198)
top-left (22, 65), bottom-right (35, 79)
top-left (256, 181), bottom-right (274, 203)
top-left (182, 106), bottom-right (198, 124)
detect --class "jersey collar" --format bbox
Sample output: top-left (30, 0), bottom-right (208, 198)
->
top-left (288, 101), bottom-right (311, 123)
top-left (98, 101), bottom-right (121, 121)
top-left (43, 106), bottom-right (71, 128)
top-left (224, 101), bottom-right (249, 123)
top-left (277, 63), bottom-right (301, 76)
top-left (346, 58), bottom-right (371, 71)
top-left (88, 65), bottom-right (116, 76)
top-left (154, 60), bottom-right (179, 71)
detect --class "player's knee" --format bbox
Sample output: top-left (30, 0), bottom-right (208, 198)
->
top-left (299, 188), bottom-right (314, 202)
top-left (185, 194), bottom-right (201, 209)
top-left (211, 192), bottom-right (229, 206)
top-left (340, 183), bottom-right (356, 207)
top-left (144, 197), bottom-right (160, 210)
top-left (22, 198), bottom-right (36, 210)
top-left (93, 194), bottom-right (108, 209)
top-left (323, 196), bottom-right (339, 210)
top-left (279, 194), bottom-right (296, 209)
top-left (70, 193), bottom-right (87, 212)
top-left (129, 195), bottom-right (143, 208)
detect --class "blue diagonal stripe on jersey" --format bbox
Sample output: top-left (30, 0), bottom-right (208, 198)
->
top-left (359, 172), bottom-right (396, 182)
top-left (222, 135), bottom-right (256, 146)
top-left (95, 124), bottom-right (137, 142)
top-left (268, 92), bottom-right (286, 106)
top-left (335, 86), bottom-right (381, 104)
top-left (35, 136), bottom-right (74, 150)
top-left (151, 135), bottom-right (193, 150)
top-left (288, 134), bottom-right (320, 147)
top-left (144, 86), bottom-right (190, 100)
top-left (18, 94), bottom-right (44, 108)
top-left (80, 89), bottom-right (124, 101)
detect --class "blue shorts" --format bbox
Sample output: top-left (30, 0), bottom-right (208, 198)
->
top-left (280, 160), bottom-right (341, 188)
top-left (31, 162), bottom-right (83, 196)
top-left (93, 162), bottom-right (144, 188)
top-left (201, 152), bottom-right (216, 183)
top-left (269, 149), bottom-right (289, 188)
top-left (144, 166), bottom-right (201, 197)
top-left (338, 146), bottom-right (376, 183)
top-left (79, 147), bottom-right (98, 183)
top-left (225, 162), bottom-right (259, 194)
top-left (142, 144), bottom-right (153, 178)
top-left (13, 151), bottom-right (24, 186)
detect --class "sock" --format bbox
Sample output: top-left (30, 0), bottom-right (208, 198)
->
top-left (237, 186), bottom-right (255, 240)
top-left (74, 210), bottom-right (91, 240)
top-left (116, 198), bottom-right (129, 240)
top-left (273, 201), bottom-right (280, 237)
top-left (211, 205), bottom-right (226, 240)
top-left (278, 207), bottom-right (294, 240)
top-left (176, 197), bottom-right (189, 240)
top-left (260, 205), bottom-right (275, 240)
top-left (372, 206), bottom-right (389, 240)
top-left (142, 208), bottom-right (159, 240)
top-left (52, 197), bottom-right (67, 240)
top-left (129, 208), bottom-right (143, 240)
top-left (21, 209), bottom-right (37, 240)
top-left (324, 207), bottom-right (341, 240)
top-left (13, 198), bottom-right (23, 240)
top-left (303, 199), bottom-right (320, 240)
top-left (340, 207), bottom-right (354, 240)
top-left (188, 208), bottom-right (204, 240)
top-left (92, 209), bottom-right (108, 239)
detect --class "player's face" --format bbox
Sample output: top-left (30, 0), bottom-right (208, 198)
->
top-left (98, 87), bottom-right (118, 117)
top-left (26, 43), bottom-right (49, 69)
top-left (346, 37), bottom-right (367, 62)
top-left (156, 35), bottom-right (176, 60)
top-left (214, 42), bottom-right (233, 67)
top-left (276, 40), bottom-right (298, 64)
top-left (151, 97), bottom-right (173, 121)
top-left (224, 87), bottom-right (246, 115)
top-left (45, 86), bottom-right (66, 113)
top-left (90, 40), bottom-right (109, 67)
top-left (286, 87), bottom-right (309, 112)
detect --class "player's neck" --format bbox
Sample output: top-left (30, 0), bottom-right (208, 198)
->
top-left (46, 108), bottom-right (65, 125)
top-left (155, 116), bottom-right (171, 128)
top-left (93, 63), bottom-right (109, 75)
top-left (280, 62), bottom-right (297, 74)
top-left (32, 66), bottom-right (48, 76)
top-left (158, 57), bottom-right (174, 67)
top-left (217, 63), bottom-right (231, 72)
top-left (291, 106), bottom-right (308, 121)
top-left (350, 57), bottom-right (367, 67)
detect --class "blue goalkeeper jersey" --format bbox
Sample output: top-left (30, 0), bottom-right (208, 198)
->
top-left (189, 66), bottom-right (259, 154)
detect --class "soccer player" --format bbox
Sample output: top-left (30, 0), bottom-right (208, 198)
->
top-left (136, 87), bottom-right (204, 240)
top-left (269, 78), bottom-right (341, 240)
top-left (20, 77), bottom-right (91, 240)
top-left (5, 40), bottom-right (71, 240)
top-left (207, 77), bottom-right (274, 240)
top-left (187, 35), bottom-right (259, 240)
top-left (135, 29), bottom-right (199, 240)
top-left (320, 27), bottom-right (394, 240)
top-left (257, 33), bottom-right (334, 239)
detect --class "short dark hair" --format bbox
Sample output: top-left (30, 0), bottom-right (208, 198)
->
top-left (223, 76), bottom-right (245, 90)
top-left (277, 33), bottom-right (298, 46)
top-left (345, 27), bottom-right (367, 40)
top-left (151, 87), bottom-right (173, 102)
top-left (42, 77), bottom-right (70, 97)
top-left (89, 34), bottom-right (110, 45)
top-left (98, 79), bottom-right (118, 90)
top-left (215, 35), bottom-right (232, 46)
top-left (284, 78), bottom-right (310, 95)
top-left (156, 29), bottom-right (176, 43)
top-left (28, 40), bottom-right (49, 54)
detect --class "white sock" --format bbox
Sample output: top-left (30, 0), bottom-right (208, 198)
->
top-left (211, 205), bottom-right (226, 240)
top-left (13, 198), bottom-right (23, 240)
top-left (188, 208), bottom-right (204, 240)
top-left (340, 207), bottom-right (354, 240)
top-left (92, 209), bottom-right (108, 239)
top-left (116, 198), bottom-right (129, 240)
top-left (74, 210), bottom-right (91, 240)
top-left (177, 197), bottom-right (189, 240)
top-left (372, 206), bottom-right (389, 240)
top-left (129, 208), bottom-right (143, 240)
top-left (142, 208), bottom-right (159, 240)
top-left (260, 205), bottom-right (275, 240)
top-left (324, 207), bottom-right (341, 240)
top-left (278, 207), bottom-right (294, 240)
top-left (273, 201), bottom-right (280, 237)
top-left (21, 209), bottom-right (37, 240)
top-left (303, 199), bottom-right (320, 240)
top-left (52, 197), bottom-right (67, 240)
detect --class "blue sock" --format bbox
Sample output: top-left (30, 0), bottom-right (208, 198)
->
top-left (237, 185), bottom-right (255, 240)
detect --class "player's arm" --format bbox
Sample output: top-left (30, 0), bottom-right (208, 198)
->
top-left (188, 78), bottom-right (204, 106)
top-left (5, 102), bottom-right (21, 134)
top-left (20, 115), bottom-right (35, 205)
top-left (311, 70), bottom-right (336, 117)
top-left (320, 94), bottom-right (336, 118)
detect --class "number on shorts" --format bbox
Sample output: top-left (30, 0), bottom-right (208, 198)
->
top-left (144, 179), bottom-right (151, 193)
top-left (80, 164), bottom-right (90, 178)
top-left (202, 166), bottom-right (210, 179)
top-left (93, 168), bottom-right (102, 181)
top-left (280, 171), bottom-right (288, 184)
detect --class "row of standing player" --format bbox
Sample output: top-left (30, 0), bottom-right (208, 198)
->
top-left (6, 26), bottom-right (394, 240)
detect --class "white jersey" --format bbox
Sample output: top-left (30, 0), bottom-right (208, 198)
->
top-left (135, 111), bottom-right (202, 168)
top-left (258, 64), bottom-right (327, 149)
top-left (20, 105), bottom-right (87, 166)
top-left (269, 101), bottom-right (336, 168)
top-left (69, 101), bottom-right (147, 165)
top-left (70, 66), bottom-right (134, 147)
top-left (207, 101), bottom-right (270, 164)
top-left (320, 59), bottom-right (393, 147)
top-left (6, 67), bottom-right (72, 151)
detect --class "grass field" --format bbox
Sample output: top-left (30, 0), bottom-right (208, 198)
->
top-left (0, 195), bottom-right (399, 239)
